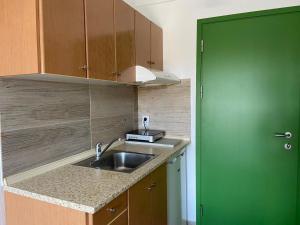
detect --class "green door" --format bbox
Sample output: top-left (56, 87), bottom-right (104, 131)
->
top-left (198, 9), bottom-right (300, 225)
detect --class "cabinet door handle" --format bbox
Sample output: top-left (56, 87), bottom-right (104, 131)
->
top-left (106, 208), bottom-right (117, 213)
top-left (145, 186), bottom-right (152, 191)
top-left (80, 65), bottom-right (88, 71)
top-left (112, 71), bottom-right (121, 76)
top-left (150, 183), bottom-right (157, 188)
top-left (147, 61), bottom-right (155, 65)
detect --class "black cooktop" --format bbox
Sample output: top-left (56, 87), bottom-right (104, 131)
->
top-left (127, 129), bottom-right (165, 136)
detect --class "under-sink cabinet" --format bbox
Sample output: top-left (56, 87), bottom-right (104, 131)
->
top-left (5, 164), bottom-right (167, 225)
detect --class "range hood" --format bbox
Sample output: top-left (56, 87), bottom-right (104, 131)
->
top-left (119, 66), bottom-right (181, 86)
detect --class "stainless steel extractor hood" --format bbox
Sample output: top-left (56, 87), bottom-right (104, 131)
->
top-left (119, 66), bottom-right (181, 86)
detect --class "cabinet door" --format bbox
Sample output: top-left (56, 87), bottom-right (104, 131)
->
top-left (92, 192), bottom-right (127, 225)
top-left (151, 164), bottom-right (167, 225)
top-left (150, 23), bottom-right (163, 71)
top-left (128, 175), bottom-right (152, 225)
top-left (85, 0), bottom-right (116, 81)
top-left (135, 11), bottom-right (151, 69)
top-left (0, 0), bottom-right (40, 76)
top-left (110, 210), bottom-right (128, 225)
top-left (115, 0), bottom-right (135, 75)
top-left (40, 0), bottom-right (86, 77)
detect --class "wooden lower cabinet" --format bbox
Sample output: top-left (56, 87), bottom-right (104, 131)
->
top-left (129, 164), bottom-right (167, 225)
top-left (109, 210), bottom-right (128, 225)
top-left (5, 192), bottom-right (128, 225)
top-left (88, 192), bottom-right (127, 225)
top-left (5, 165), bottom-right (167, 225)
top-left (151, 165), bottom-right (168, 225)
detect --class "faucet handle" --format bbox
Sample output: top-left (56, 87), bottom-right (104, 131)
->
top-left (96, 143), bottom-right (103, 152)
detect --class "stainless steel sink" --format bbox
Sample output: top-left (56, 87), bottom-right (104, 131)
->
top-left (74, 150), bottom-right (156, 173)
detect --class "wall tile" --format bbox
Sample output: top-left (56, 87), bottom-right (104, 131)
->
top-left (138, 79), bottom-right (191, 137)
top-left (90, 84), bottom-right (138, 146)
top-left (0, 79), bottom-right (92, 177)
top-left (0, 79), bottom-right (90, 132)
top-left (90, 84), bottom-right (137, 118)
top-left (2, 119), bottom-right (91, 177)
top-left (91, 115), bottom-right (136, 146)
top-left (0, 79), bottom-right (138, 177)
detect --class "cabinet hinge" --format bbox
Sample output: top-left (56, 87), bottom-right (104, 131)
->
top-left (200, 204), bottom-right (204, 217)
top-left (201, 40), bottom-right (204, 53)
top-left (200, 85), bottom-right (203, 99)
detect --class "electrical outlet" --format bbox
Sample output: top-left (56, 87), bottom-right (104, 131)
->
top-left (142, 116), bottom-right (150, 128)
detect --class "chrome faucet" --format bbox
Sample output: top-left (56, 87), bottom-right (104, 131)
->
top-left (95, 138), bottom-right (122, 160)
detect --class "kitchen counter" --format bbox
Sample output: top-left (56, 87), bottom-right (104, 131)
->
top-left (4, 140), bottom-right (189, 214)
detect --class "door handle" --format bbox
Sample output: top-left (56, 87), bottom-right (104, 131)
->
top-left (274, 132), bottom-right (292, 139)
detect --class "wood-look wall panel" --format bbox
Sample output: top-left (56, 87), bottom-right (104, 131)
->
top-left (91, 115), bottom-right (136, 146)
top-left (2, 120), bottom-right (91, 177)
top-left (138, 79), bottom-right (190, 137)
top-left (0, 0), bottom-right (40, 76)
top-left (0, 79), bottom-right (138, 177)
top-left (5, 192), bottom-right (88, 225)
top-left (90, 85), bottom-right (137, 118)
top-left (0, 79), bottom-right (90, 132)
top-left (39, 0), bottom-right (86, 77)
top-left (85, 0), bottom-right (116, 81)
top-left (90, 84), bottom-right (137, 146)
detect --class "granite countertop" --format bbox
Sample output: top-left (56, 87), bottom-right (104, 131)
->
top-left (4, 140), bottom-right (189, 214)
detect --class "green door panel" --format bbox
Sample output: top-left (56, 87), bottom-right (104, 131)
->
top-left (198, 11), bottom-right (300, 225)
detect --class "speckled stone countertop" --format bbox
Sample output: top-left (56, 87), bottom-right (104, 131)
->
top-left (4, 141), bottom-right (189, 214)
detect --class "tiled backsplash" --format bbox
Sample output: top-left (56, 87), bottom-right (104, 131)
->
top-left (0, 79), bottom-right (137, 177)
top-left (0, 78), bottom-right (190, 177)
top-left (90, 84), bottom-right (138, 146)
top-left (138, 79), bottom-right (191, 138)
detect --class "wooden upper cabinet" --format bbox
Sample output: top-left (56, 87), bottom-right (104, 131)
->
top-left (0, 0), bottom-right (163, 80)
top-left (0, 0), bottom-right (40, 76)
top-left (150, 23), bottom-right (163, 71)
top-left (85, 0), bottom-right (116, 81)
top-left (39, 0), bottom-right (87, 77)
top-left (135, 11), bottom-right (151, 69)
top-left (115, 0), bottom-right (135, 75)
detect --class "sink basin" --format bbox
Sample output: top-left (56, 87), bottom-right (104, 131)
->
top-left (74, 150), bottom-right (156, 173)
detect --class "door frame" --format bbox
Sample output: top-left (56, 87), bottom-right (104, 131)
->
top-left (196, 5), bottom-right (300, 225)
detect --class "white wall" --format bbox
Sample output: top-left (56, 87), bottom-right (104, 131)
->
top-left (125, 0), bottom-right (300, 223)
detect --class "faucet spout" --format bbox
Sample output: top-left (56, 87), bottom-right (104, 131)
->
top-left (95, 138), bottom-right (123, 160)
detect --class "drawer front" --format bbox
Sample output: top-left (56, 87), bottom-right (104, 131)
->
top-left (93, 192), bottom-right (128, 225)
